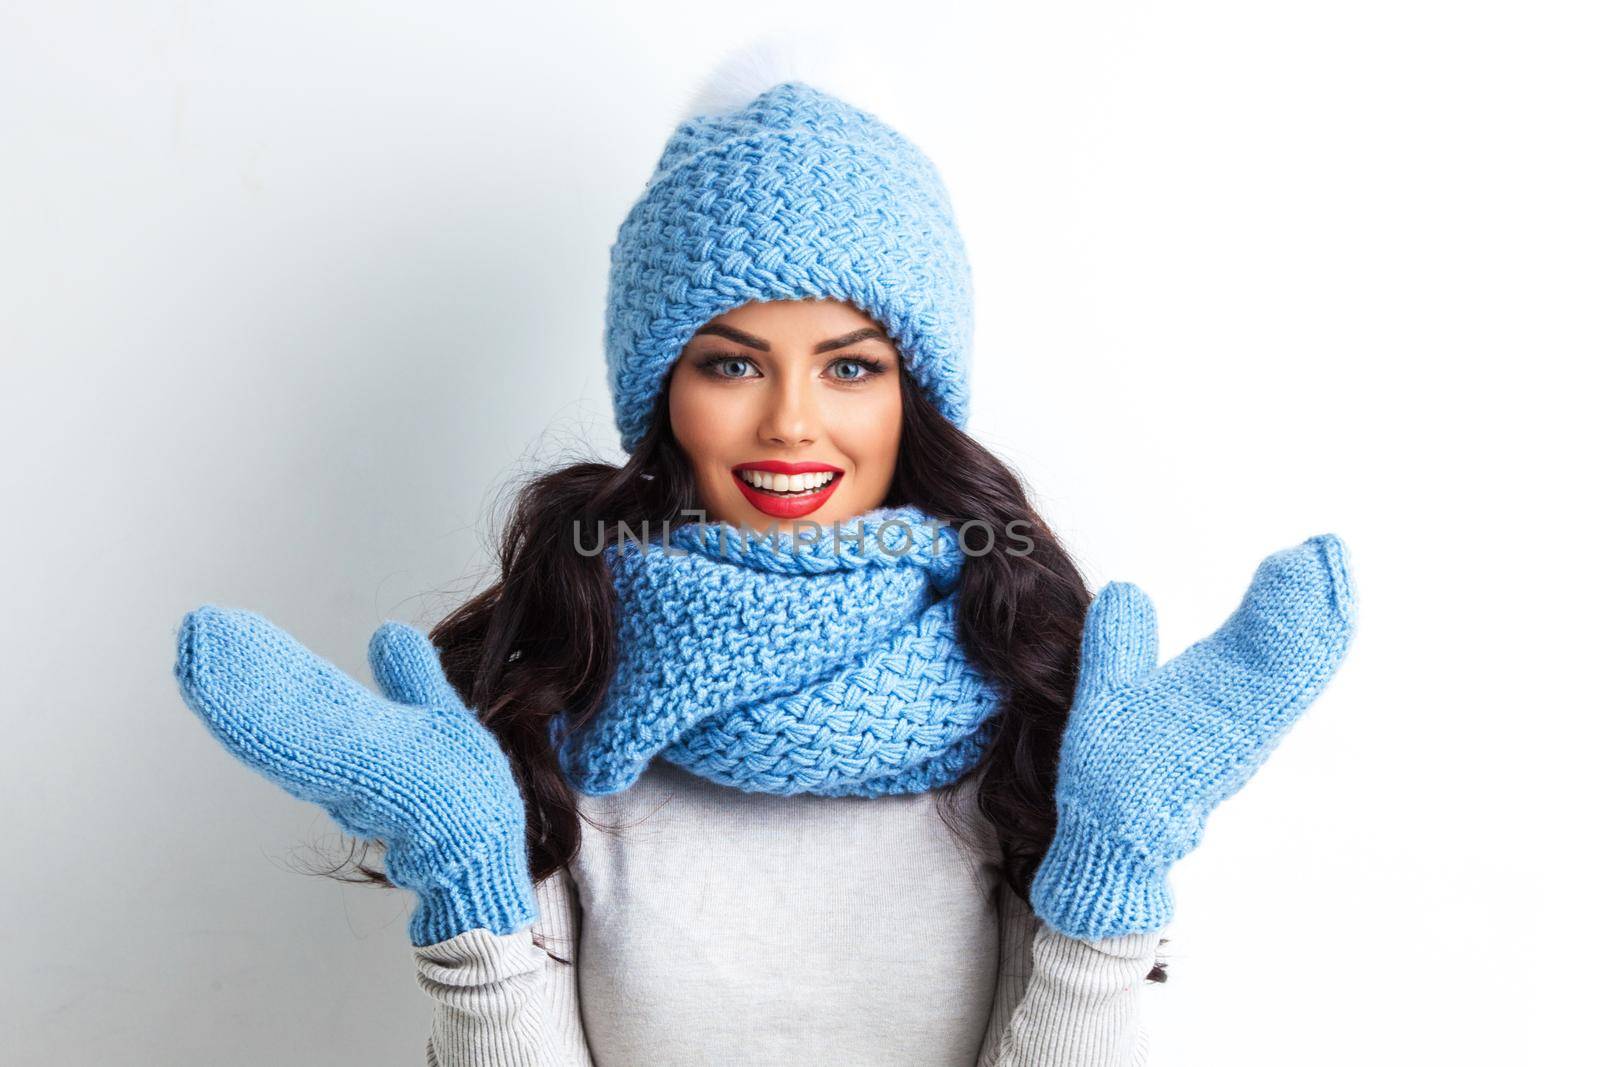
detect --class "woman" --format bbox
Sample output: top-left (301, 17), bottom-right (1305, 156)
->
top-left (173, 80), bottom-right (1354, 1066)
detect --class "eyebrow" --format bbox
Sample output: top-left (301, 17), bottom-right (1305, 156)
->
top-left (691, 323), bottom-right (892, 354)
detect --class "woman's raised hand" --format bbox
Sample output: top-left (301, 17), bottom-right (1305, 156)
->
top-left (1030, 535), bottom-right (1357, 941)
top-left (173, 606), bottom-right (539, 947)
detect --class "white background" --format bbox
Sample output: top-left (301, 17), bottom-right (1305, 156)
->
top-left (3, 1), bottom-right (1595, 1063)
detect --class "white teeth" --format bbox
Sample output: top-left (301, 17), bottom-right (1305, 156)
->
top-left (738, 469), bottom-right (837, 494)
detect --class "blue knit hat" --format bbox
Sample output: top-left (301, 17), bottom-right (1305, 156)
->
top-left (604, 80), bottom-right (975, 453)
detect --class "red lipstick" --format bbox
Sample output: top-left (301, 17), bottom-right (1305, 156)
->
top-left (731, 460), bottom-right (845, 519)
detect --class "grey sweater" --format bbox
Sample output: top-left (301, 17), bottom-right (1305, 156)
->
top-left (414, 761), bottom-right (1162, 1066)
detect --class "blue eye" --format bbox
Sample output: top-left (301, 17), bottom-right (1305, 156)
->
top-left (697, 354), bottom-right (759, 379)
top-left (830, 356), bottom-right (887, 382)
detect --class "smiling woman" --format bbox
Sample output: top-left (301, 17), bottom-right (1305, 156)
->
top-left (670, 298), bottom-right (904, 526)
top-left (171, 64), bottom-right (1355, 1067)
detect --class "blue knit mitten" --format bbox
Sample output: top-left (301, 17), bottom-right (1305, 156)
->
top-left (173, 606), bottom-right (539, 947)
top-left (1030, 534), bottom-right (1356, 940)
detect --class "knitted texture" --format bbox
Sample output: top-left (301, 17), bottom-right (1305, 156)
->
top-left (173, 608), bottom-right (539, 947)
top-left (555, 504), bottom-right (1005, 797)
top-left (1030, 534), bottom-right (1358, 940)
top-left (604, 80), bottom-right (975, 452)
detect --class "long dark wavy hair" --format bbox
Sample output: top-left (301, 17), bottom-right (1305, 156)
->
top-left (321, 357), bottom-right (1167, 983)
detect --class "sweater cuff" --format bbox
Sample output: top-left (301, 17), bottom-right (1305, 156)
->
top-left (1029, 804), bottom-right (1174, 941)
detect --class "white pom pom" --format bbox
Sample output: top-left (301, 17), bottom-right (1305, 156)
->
top-left (676, 31), bottom-right (912, 128)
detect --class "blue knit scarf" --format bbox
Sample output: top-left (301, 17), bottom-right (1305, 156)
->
top-left (553, 504), bottom-right (1005, 798)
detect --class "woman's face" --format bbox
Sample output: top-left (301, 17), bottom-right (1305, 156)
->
top-left (667, 298), bottom-right (903, 533)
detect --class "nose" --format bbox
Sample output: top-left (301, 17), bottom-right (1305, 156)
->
top-left (758, 374), bottom-right (819, 448)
